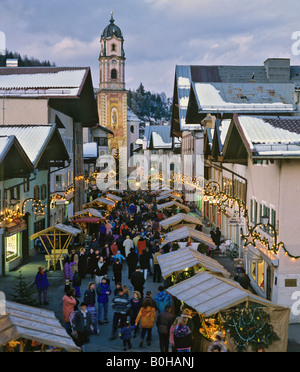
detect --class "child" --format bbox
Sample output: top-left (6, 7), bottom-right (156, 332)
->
top-left (120, 321), bottom-right (136, 351)
top-left (73, 270), bottom-right (82, 298)
top-left (64, 277), bottom-right (71, 293)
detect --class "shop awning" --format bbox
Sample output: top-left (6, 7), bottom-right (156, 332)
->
top-left (5, 218), bottom-right (27, 237)
top-left (157, 247), bottom-right (231, 279)
top-left (0, 301), bottom-right (80, 352)
top-left (161, 226), bottom-right (216, 248)
top-left (167, 271), bottom-right (285, 317)
top-left (157, 201), bottom-right (190, 213)
top-left (30, 223), bottom-right (82, 240)
top-left (159, 213), bottom-right (203, 230)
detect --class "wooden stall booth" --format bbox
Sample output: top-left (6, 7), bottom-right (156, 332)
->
top-left (30, 224), bottom-right (82, 270)
top-left (159, 213), bottom-right (203, 232)
top-left (167, 271), bottom-right (290, 352)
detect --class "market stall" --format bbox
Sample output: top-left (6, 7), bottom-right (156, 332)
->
top-left (83, 197), bottom-right (116, 210)
top-left (157, 200), bottom-right (190, 215)
top-left (105, 193), bottom-right (122, 202)
top-left (0, 301), bottom-right (80, 352)
top-left (156, 193), bottom-right (183, 203)
top-left (69, 208), bottom-right (104, 220)
top-left (160, 226), bottom-right (216, 250)
top-left (167, 271), bottom-right (290, 352)
top-left (157, 247), bottom-right (231, 283)
top-left (159, 213), bottom-right (203, 231)
top-left (30, 224), bottom-right (82, 270)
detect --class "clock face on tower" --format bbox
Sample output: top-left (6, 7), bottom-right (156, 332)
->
top-left (112, 59), bottom-right (117, 65)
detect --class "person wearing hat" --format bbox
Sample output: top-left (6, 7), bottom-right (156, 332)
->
top-left (73, 302), bottom-right (93, 347)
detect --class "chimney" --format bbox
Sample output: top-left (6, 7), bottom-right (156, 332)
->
top-left (264, 58), bottom-right (290, 83)
top-left (6, 59), bottom-right (18, 67)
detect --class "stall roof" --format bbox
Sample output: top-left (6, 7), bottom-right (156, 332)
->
top-left (85, 197), bottom-right (115, 207)
top-left (156, 193), bottom-right (183, 203)
top-left (157, 247), bottom-right (230, 279)
top-left (157, 201), bottom-right (190, 213)
top-left (167, 271), bottom-right (286, 317)
top-left (30, 223), bottom-right (82, 240)
top-left (105, 193), bottom-right (122, 202)
top-left (0, 301), bottom-right (80, 352)
top-left (161, 226), bottom-right (215, 248)
top-left (69, 208), bottom-right (103, 219)
top-left (159, 213), bottom-right (202, 230)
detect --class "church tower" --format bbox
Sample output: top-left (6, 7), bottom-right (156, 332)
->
top-left (97, 12), bottom-right (128, 186)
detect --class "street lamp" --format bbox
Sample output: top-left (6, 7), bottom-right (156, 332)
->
top-left (261, 215), bottom-right (269, 225)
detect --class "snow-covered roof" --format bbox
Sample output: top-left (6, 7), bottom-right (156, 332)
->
top-left (0, 68), bottom-right (88, 97)
top-left (0, 125), bottom-right (54, 165)
top-left (193, 82), bottom-right (295, 113)
top-left (237, 116), bottom-right (300, 157)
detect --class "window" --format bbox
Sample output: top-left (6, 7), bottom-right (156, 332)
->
top-left (111, 69), bottom-right (117, 79)
top-left (95, 137), bottom-right (108, 147)
top-left (41, 184), bottom-right (47, 200)
top-left (34, 186), bottom-right (40, 201)
top-left (130, 125), bottom-right (135, 134)
top-left (111, 43), bottom-right (116, 52)
top-left (56, 175), bottom-right (62, 190)
top-left (24, 178), bottom-right (30, 193)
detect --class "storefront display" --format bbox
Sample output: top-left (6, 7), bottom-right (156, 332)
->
top-left (6, 234), bottom-right (18, 261)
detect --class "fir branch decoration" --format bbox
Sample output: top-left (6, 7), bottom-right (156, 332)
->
top-left (223, 306), bottom-right (280, 352)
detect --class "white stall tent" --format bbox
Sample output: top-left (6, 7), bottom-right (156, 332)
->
top-left (161, 226), bottom-right (216, 249)
top-left (159, 213), bottom-right (203, 230)
top-left (157, 201), bottom-right (190, 213)
top-left (157, 247), bottom-right (231, 279)
top-left (0, 301), bottom-right (81, 352)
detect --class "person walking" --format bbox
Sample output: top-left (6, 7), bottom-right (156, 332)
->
top-left (129, 291), bottom-right (143, 338)
top-left (156, 304), bottom-right (174, 352)
top-left (62, 289), bottom-right (77, 334)
top-left (78, 247), bottom-right (87, 279)
top-left (173, 317), bottom-right (192, 352)
top-left (123, 235), bottom-right (134, 257)
top-left (130, 266), bottom-right (145, 298)
top-left (120, 321), bottom-right (136, 351)
top-left (72, 270), bottom-right (82, 298)
top-left (35, 266), bottom-right (49, 305)
top-left (96, 277), bottom-right (111, 325)
top-left (63, 255), bottom-right (77, 282)
top-left (69, 249), bottom-right (79, 275)
top-left (73, 302), bottom-right (93, 348)
top-left (135, 298), bottom-right (157, 348)
top-left (169, 317), bottom-right (181, 352)
top-left (87, 247), bottom-right (96, 278)
top-left (113, 258), bottom-right (123, 285)
top-left (110, 285), bottom-right (131, 340)
top-left (140, 247), bottom-right (151, 280)
top-left (154, 286), bottom-right (173, 314)
top-left (127, 248), bottom-right (139, 279)
top-left (153, 247), bottom-right (162, 283)
top-left (83, 282), bottom-right (98, 335)
top-left (94, 256), bottom-right (108, 285)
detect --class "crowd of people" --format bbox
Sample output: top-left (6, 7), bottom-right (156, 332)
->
top-left (35, 190), bottom-right (230, 352)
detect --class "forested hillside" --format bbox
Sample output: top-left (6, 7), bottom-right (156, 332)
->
top-left (0, 50), bottom-right (55, 67)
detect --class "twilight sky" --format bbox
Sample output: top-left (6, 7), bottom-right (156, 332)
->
top-left (0, 0), bottom-right (300, 97)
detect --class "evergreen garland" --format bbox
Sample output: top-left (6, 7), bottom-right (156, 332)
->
top-left (222, 305), bottom-right (280, 352)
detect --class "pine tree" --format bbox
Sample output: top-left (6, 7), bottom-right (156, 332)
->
top-left (11, 271), bottom-right (38, 306)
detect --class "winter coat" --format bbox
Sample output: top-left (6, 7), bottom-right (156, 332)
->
top-left (156, 311), bottom-right (174, 335)
top-left (121, 325), bottom-right (136, 340)
top-left (83, 289), bottom-right (96, 306)
top-left (35, 272), bottom-right (49, 291)
top-left (154, 291), bottom-right (173, 313)
top-left (135, 306), bottom-right (156, 329)
top-left (174, 325), bottom-right (192, 350)
top-left (74, 310), bottom-right (92, 333)
top-left (72, 272), bottom-right (82, 287)
top-left (129, 298), bottom-right (143, 319)
top-left (130, 271), bottom-right (145, 290)
top-left (112, 293), bottom-right (131, 315)
top-left (140, 250), bottom-right (150, 270)
top-left (62, 295), bottom-right (77, 323)
top-left (63, 262), bottom-right (76, 281)
top-left (96, 282), bottom-right (111, 303)
top-left (94, 261), bottom-right (108, 277)
top-left (137, 239), bottom-right (146, 255)
top-left (127, 252), bottom-right (139, 268)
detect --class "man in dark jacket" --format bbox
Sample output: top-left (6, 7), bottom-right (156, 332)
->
top-left (127, 248), bottom-right (139, 279)
top-left (156, 305), bottom-right (174, 352)
top-left (73, 302), bottom-right (93, 347)
top-left (110, 287), bottom-right (131, 340)
top-left (234, 268), bottom-right (251, 290)
top-left (130, 266), bottom-right (145, 298)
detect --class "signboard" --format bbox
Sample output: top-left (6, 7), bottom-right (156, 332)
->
top-left (228, 217), bottom-right (244, 226)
